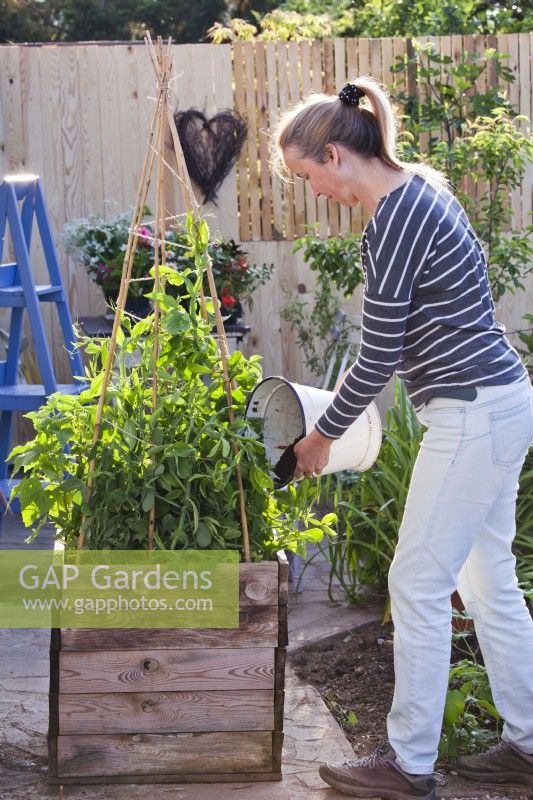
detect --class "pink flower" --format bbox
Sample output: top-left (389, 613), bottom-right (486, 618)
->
top-left (138, 226), bottom-right (152, 246)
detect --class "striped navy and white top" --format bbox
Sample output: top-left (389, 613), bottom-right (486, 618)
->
top-left (315, 173), bottom-right (527, 440)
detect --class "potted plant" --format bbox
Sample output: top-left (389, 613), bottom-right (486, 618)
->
top-left (62, 208), bottom-right (157, 318)
top-left (63, 211), bottom-right (273, 326)
top-left (10, 214), bottom-right (335, 784)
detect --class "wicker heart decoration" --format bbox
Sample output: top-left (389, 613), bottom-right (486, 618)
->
top-left (173, 109), bottom-right (247, 205)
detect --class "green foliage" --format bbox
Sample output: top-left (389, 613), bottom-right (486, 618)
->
top-left (9, 214), bottom-right (336, 559)
top-left (517, 314), bottom-right (533, 378)
top-left (339, 381), bottom-right (422, 588)
top-left (1, 0), bottom-right (227, 44)
top-left (345, 0), bottom-right (532, 37)
top-left (280, 233), bottom-right (364, 376)
top-left (209, 0), bottom-right (532, 43)
top-left (439, 658), bottom-right (500, 763)
top-left (392, 41), bottom-right (533, 301)
top-left (208, 9), bottom-right (334, 41)
top-left (515, 448), bottom-right (533, 590)
top-left (314, 381), bottom-right (422, 612)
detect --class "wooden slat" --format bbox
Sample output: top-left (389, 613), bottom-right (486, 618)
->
top-left (335, 38), bottom-right (350, 234)
top-left (272, 729), bottom-right (284, 773)
top-left (277, 41), bottom-right (295, 240)
top-left (48, 629), bottom-right (61, 778)
top-left (255, 42), bottom-right (272, 240)
top-left (233, 42), bottom-right (249, 242)
top-left (369, 37), bottom-right (381, 86)
top-left (381, 36), bottom-right (394, 91)
top-left (136, 41), bottom-right (158, 219)
top-left (278, 549), bottom-right (289, 605)
top-left (56, 730), bottom-right (273, 777)
top-left (462, 34), bottom-right (478, 208)
top-left (265, 41), bottom-right (284, 240)
top-left (116, 44), bottom-right (141, 214)
top-left (518, 32), bottom-right (531, 231)
top-left (211, 43), bottom-right (239, 240)
top-left (97, 45), bottom-right (124, 213)
top-left (49, 769), bottom-right (282, 785)
top-left (506, 33), bottom-right (521, 228)
top-left (311, 40), bottom-right (328, 238)
top-left (1, 46), bottom-right (24, 171)
top-left (299, 40), bottom-right (317, 233)
top-left (346, 37), bottom-right (357, 81)
top-left (273, 646), bottom-right (286, 733)
top-left (356, 38), bottom-right (370, 232)
top-left (242, 240), bottom-right (283, 376)
top-left (58, 46), bottom-right (84, 322)
top-left (188, 43), bottom-right (222, 227)
top-left (57, 689), bottom-right (274, 734)
top-left (58, 603), bottom-right (280, 651)
top-left (59, 647), bottom-right (275, 693)
top-left (324, 38), bottom-right (339, 236)
top-left (416, 36), bottom-right (430, 159)
top-left (38, 45), bottom-right (69, 381)
top-left (244, 42), bottom-right (261, 240)
top-left (288, 41), bottom-right (306, 236)
top-left (77, 44), bottom-right (106, 316)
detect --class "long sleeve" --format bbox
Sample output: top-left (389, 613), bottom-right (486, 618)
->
top-left (315, 176), bottom-right (441, 439)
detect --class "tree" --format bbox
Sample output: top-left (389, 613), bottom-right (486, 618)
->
top-left (1, 0), bottom-right (227, 44)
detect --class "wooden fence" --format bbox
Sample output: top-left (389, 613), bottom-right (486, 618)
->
top-left (0, 36), bottom-right (532, 401)
top-left (232, 34), bottom-right (533, 241)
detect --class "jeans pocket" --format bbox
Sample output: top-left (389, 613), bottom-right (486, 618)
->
top-left (490, 397), bottom-right (533, 469)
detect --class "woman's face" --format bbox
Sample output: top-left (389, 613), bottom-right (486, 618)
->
top-left (282, 144), bottom-right (359, 207)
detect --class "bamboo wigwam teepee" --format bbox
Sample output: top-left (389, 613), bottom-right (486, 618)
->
top-left (48, 36), bottom-right (288, 785)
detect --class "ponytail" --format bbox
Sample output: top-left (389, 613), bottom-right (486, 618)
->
top-left (271, 75), bottom-right (448, 191)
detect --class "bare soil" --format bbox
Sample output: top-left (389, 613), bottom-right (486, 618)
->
top-left (290, 621), bottom-right (533, 800)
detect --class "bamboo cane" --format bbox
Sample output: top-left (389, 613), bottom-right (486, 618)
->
top-left (165, 95), bottom-right (252, 561)
top-left (79, 36), bottom-right (251, 563)
top-left (147, 41), bottom-right (170, 551)
top-left (77, 77), bottom-right (164, 549)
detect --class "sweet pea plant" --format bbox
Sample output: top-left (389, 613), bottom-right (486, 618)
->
top-left (10, 214), bottom-right (334, 559)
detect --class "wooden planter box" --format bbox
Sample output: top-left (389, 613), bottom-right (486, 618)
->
top-left (48, 552), bottom-right (288, 784)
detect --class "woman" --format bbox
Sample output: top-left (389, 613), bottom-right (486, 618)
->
top-left (272, 77), bottom-right (533, 799)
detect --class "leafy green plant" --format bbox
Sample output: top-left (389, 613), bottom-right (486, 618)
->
top-left (208, 10), bottom-right (334, 42)
top-left (280, 232), bottom-right (364, 376)
top-left (178, 236), bottom-right (274, 315)
top-left (439, 658), bottom-right (500, 764)
top-left (306, 381), bottom-right (422, 613)
top-left (346, 0), bottom-right (532, 37)
top-left (9, 214), bottom-right (335, 559)
top-left (392, 41), bottom-right (533, 301)
top-left (516, 313), bottom-right (533, 378)
top-left (515, 448), bottom-right (533, 590)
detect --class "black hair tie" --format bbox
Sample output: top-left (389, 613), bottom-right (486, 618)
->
top-left (338, 83), bottom-right (365, 107)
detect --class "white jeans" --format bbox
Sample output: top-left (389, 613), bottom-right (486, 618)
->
top-left (386, 377), bottom-right (533, 775)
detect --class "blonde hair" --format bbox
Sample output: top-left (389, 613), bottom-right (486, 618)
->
top-left (271, 76), bottom-right (448, 190)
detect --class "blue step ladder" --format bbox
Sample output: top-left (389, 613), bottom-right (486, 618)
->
top-left (0, 174), bottom-right (86, 503)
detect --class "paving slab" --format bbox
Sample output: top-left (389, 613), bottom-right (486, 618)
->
top-left (0, 516), bottom-right (383, 800)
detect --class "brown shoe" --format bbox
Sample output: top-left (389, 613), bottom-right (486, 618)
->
top-left (455, 740), bottom-right (533, 786)
top-left (319, 743), bottom-right (436, 799)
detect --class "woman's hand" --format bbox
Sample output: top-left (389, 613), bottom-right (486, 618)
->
top-left (293, 429), bottom-right (334, 480)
